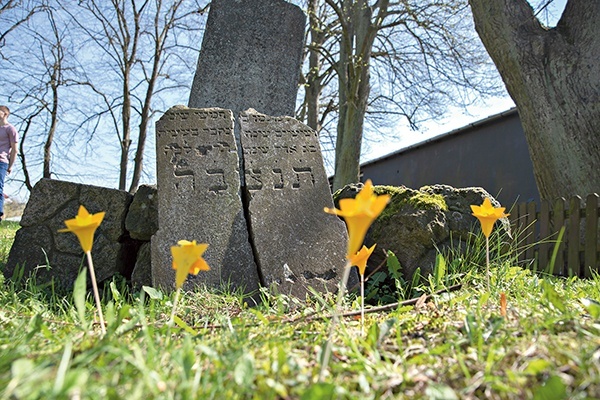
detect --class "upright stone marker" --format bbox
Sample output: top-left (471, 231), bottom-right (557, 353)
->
top-left (152, 106), bottom-right (260, 293)
top-left (188, 0), bottom-right (305, 118)
top-left (240, 109), bottom-right (351, 298)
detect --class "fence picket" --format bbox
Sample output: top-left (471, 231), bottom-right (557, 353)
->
top-left (525, 202), bottom-right (537, 262)
top-left (517, 202), bottom-right (528, 264)
top-left (538, 199), bottom-right (551, 272)
top-left (553, 198), bottom-right (566, 275)
top-left (584, 194), bottom-right (599, 278)
top-left (568, 196), bottom-right (582, 276)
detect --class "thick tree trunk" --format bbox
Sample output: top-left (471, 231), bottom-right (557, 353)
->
top-left (333, 95), bottom-right (367, 191)
top-left (469, 0), bottom-right (600, 201)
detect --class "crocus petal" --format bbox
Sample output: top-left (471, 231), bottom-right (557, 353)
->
top-left (345, 215), bottom-right (373, 257)
top-left (58, 206), bottom-right (105, 253)
top-left (74, 226), bottom-right (95, 253)
top-left (173, 261), bottom-right (188, 290)
top-left (478, 217), bottom-right (496, 238)
top-left (323, 206), bottom-right (342, 216)
top-left (350, 244), bottom-right (377, 275)
top-left (370, 195), bottom-right (391, 217)
top-left (190, 257), bottom-right (211, 274)
top-left (171, 240), bottom-right (210, 289)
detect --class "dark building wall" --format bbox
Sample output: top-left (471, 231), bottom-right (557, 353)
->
top-left (360, 109), bottom-right (539, 206)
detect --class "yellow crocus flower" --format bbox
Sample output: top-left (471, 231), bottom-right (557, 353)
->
top-left (470, 197), bottom-right (509, 238)
top-left (171, 240), bottom-right (210, 289)
top-left (324, 180), bottom-right (390, 257)
top-left (349, 244), bottom-right (377, 275)
top-left (58, 205), bottom-right (106, 253)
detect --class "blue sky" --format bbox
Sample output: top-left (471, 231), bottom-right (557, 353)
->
top-left (360, 0), bottom-right (568, 167)
top-left (4, 0), bottom-right (568, 201)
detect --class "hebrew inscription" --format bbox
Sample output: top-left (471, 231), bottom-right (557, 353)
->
top-left (152, 106), bottom-right (260, 294)
top-left (239, 108), bottom-right (350, 298)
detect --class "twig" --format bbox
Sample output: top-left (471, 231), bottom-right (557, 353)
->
top-left (292, 283), bottom-right (463, 323)
top-left (5, 283), bottom-right (463, 333)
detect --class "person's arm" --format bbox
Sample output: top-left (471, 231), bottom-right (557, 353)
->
top-left (7, 141), bottom-right (17, 174)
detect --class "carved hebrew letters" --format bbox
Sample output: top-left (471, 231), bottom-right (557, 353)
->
top-left (239, 109), bottom-right (349, 298)
top-left (152, 106), bottom-right (260, 295)
top-left (206, 168), bottom-right (227, 193)
top-left (156, 110), bottom-right (234, 196)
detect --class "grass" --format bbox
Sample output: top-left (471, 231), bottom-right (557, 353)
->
top-left (1, 222), bottom-right (600, 399)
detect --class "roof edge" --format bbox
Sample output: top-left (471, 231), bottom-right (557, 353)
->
top-left (360, 107), bottom-right (518, 168)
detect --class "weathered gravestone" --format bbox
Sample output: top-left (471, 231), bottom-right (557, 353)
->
top-left (188, 0), bottom-right (305, 179)
top-left (188, 0), bottom-right (305, 118)
top-left (240, 109), bottom-right (350, 297)
top-left (3, 179), bottom-right (133, 289)
top-left (151, 106), bottom-right (260, 293)
top-left (151, 0), bottom-right (350, 297)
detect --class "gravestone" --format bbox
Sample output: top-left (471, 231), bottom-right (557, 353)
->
top-left (239, 109), bottom-right (350, 297)
top-left (3, 179), bottom-right (133, 290)
top-left (151, 106), bottom-right (260, 293)
top-left (188, 0), bottom-right (306, 180)
top-left (188, 0), bottom-right (305, 118)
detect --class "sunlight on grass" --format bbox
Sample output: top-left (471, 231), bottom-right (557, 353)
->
top-left (1, 219), bottom-right (600, 398)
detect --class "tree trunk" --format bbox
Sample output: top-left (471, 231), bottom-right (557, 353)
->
top-left (469, 0), bottom-right (600, 201)
top-left (119, 74), bottom-right (131, 191)
top-left (20, 114), bottom-right (39, 191)
top-left (305, 0), bottom-right (323, 134)
top-left (332, 0), bottom-right (384, 191)
top-left (44, 69), bottom-right (59, 179)
top-left (129, 57), bottom-right (157, 193)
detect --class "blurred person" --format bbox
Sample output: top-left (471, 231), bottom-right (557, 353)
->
top-left (0, 106), bottom-right (18, 222)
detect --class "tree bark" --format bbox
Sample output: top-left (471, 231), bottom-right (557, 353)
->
top-left (305, 0), bottom-right (324, 134)
top-left (469, 0), bottom-right (600, 201)
top-left (119, 74), bottom-right (132, 191)
top-left (331, 0), bottom-right (386, 191)
top-left (43, 73), bottom-right (58, 179)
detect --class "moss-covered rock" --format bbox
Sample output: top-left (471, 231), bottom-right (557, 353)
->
top-left (334, 182), bottom-right (510, 282)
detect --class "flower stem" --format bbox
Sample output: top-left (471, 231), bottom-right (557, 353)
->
top-left (486, 236), bottom-right (490, 291)
top-left (169, 287), bottom-right (182, 326)
top-left (85, 251), bottom-right (106, 335)
top-left (361, 272), bottom-right (365, 334)
top-left (319, 260), bottom-right (351, 382)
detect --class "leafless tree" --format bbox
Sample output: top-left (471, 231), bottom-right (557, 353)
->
top-left (295, 0), bottom-right (501, 190)
top-left (64, 0), bottom-right (208, 192)
top-left (0, 0), bottom-right (45, 53)
top-left (1, 3), bottom-right (76, 191)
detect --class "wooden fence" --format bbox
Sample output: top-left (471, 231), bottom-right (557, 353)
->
top-left (510, 193), bottom-right (600, 277)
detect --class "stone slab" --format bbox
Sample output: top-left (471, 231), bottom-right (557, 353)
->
top-left (131, 242), bottom-right (152, 290)
top-left (125, 184), bottom-right (158, 241)
top-left (4, 179), bottom-right (132, 290)
top-left (188, 0), bottom-right (305, 118)
top-left (239, 109), bottom-right (351, 298)
top-left (151, 106), bottom-right (260, 293)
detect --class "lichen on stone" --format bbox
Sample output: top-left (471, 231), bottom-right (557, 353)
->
top-left (373, 185), bottom-right (448, 222)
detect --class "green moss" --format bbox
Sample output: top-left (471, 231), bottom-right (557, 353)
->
top-left (374, 185), bottom-right (447, 221)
